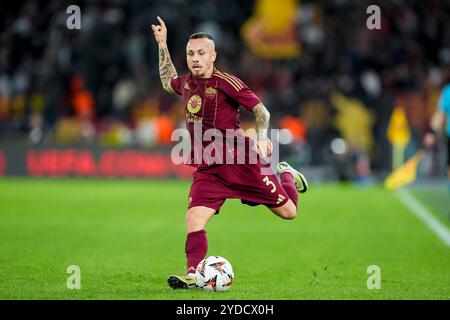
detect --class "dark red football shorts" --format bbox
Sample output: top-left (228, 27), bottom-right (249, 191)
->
top-left (188, 163), bottom-right (290, 213)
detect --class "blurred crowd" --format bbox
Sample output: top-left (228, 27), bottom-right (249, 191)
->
top-left (0, 0), bottom-right (449, 174)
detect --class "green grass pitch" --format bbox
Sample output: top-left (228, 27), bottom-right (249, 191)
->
top-left (0, 177), bottom-right (449, 299)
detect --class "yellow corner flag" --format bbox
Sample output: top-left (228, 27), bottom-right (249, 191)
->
top-left (387, 106), bottom-right (411, 170)
top-left (387, 106), bottom-right (410, 147)
top-left (384, 150), bottom-right (425, 190)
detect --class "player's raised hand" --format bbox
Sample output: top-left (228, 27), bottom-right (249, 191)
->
top-left (151, 16), bottom-right (167, 45)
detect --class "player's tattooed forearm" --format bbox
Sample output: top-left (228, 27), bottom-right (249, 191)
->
top-left (252, 103), bottom-right (270, 137)
top-left (159, 45), bottom-right (177, 92)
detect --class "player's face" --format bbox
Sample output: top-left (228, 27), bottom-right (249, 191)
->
top-left (186, 38), bottom-right (217, 78)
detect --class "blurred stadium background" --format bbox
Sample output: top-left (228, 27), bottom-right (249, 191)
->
top-left (0, 0), bottom-right (449, 299)
top-left (0, 0), bottom-right (449, 180)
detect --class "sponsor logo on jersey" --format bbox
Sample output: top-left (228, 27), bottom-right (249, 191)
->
top-left (185, 113), bottom-right (203, 123)
top-left (187, 95), bottom-right (202, 114)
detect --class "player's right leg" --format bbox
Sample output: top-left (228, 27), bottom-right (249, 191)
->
top-left (167, 206), bottom-right (216, 289)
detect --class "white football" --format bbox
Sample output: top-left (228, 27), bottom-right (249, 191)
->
top-left (195, 256), bottom-right (234, 292)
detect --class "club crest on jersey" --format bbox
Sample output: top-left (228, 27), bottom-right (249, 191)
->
top-left (187, 95), bottom-right (202, 114)
top-left (205, 87), bottom-right (217, 99)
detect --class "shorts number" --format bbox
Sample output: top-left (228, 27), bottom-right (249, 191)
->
top-left (262, 176), bottom-right (276, 193)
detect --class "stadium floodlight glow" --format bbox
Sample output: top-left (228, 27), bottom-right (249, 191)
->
top-left (278, 129), bottom-right (293, 145)
top-left (330, 138), bottom-right (347, 155)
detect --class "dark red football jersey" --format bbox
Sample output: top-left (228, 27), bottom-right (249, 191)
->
top-left (170, 68), bottom-right (260, 129)
top-left (170, 68), bottom-right (261, 166)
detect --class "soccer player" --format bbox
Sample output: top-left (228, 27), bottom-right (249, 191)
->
top-left (423, 81), bottom-right (450, 204)
top-left (151, 16), bottom-right (308, 289)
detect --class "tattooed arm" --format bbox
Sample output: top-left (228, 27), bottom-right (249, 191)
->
top-left (252, 102), bottom-right (270, 138)
top-left (151, 16), bottom-right (178, 93)
top-left (158, 45), bottom-right (178, 93)
top-left (252, 102), bottom-right (273, 157)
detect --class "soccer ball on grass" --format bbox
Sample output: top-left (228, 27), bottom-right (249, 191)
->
top-left (195, 256), bottom-right (234, 292)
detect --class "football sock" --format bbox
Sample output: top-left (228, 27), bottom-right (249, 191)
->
top-left (185, 229), bottom-right (208, 275)
top-left (281, 172), bottom-right (298, 207)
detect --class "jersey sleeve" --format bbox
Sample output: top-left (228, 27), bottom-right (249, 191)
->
top-left (219, 73), bottom-right (261, 111)
top-left (438, 84), bottom-right (450, 113)
top-left (169, 75), bottom-right (184, 95)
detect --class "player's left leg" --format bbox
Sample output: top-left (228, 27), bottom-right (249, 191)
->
top-left (229, 160), bottom-right (308, 219)
top-left (269, 199), bottom-right (297, 220)
top-left (277, 161), bottom-right (308, 194)
top-left (269, 161), bottom-right (308, 219)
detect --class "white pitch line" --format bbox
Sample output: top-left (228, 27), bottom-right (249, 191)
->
top-left (395, 188), bottom-right (450, 247)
